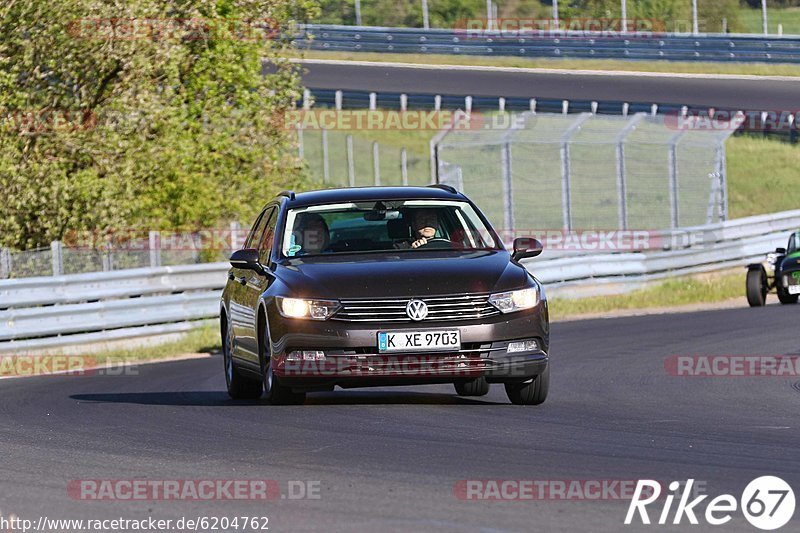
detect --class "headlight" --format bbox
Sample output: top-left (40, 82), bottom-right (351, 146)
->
top-left (488, 286), bottom-right (539, 314)
top-left (767, 253), bottom-right (778, 265)
top-left (275, 297), bottom-right (340, 320)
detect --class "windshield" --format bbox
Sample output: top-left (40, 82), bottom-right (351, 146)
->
top-left (281, 200), bottom-right (500, 257)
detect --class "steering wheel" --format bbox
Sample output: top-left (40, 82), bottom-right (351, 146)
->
top-left (418, 238), bottom-right (453, 249)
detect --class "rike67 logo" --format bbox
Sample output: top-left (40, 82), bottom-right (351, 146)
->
top-left (625, 477), bottom-right (795, 530)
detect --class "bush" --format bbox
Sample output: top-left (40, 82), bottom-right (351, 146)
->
top-left (0, 0), bottom-right (319, 250)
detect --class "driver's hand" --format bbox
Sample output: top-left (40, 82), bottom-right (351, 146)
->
top-left (411, 237), bottom-right (428, 248)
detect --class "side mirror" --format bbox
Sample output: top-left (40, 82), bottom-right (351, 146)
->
top-left (776, 247), bottom-right (787, 254)
top-left (512, 238), bottom-right (543, 261)
top-left (230, 248), bottom-right (262, 273)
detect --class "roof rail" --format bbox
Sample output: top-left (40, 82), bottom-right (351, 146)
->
top-left (278, 190), bottom-right (296, 201)
top-left (427, 183), bottom-right (458, 194)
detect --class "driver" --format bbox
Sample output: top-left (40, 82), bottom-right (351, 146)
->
top-left (409, 209), bottom-right (441, 249)
top-left (293, 213), bottom-right (330, 255)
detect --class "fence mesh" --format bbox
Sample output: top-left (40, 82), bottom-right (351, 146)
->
top-left (435, 112), bottom-right (734, 233)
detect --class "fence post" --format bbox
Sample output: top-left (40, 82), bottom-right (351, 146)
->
top-left (297, 125), bottom-right (304, 159)
top-left (230, 221), bottom-right (242, 251)
top-left (667, 131), bottom-right (687, 229)
top-left (322, 128), bottom-right (330, 183)
top-left (372, 141), bottom-right (381, 185)
top-left (401, 148), bottom-right (409, 186)
top-left (717, 142), bottom-right (728, 221)
top-left (500, 141), bottom-right (514, 234)
top-left (51, 240), bottom-right (63, 276)
top-left (615, 113), bottom-right (646, 230)
top-left (149, 230), bottom-right (161, 268)
top-left (0, 248), bottom-right (11, 279)
top-left (559, 113), bottom-right (592, 231)
top-left (346, 135), bottom-right (356, 187)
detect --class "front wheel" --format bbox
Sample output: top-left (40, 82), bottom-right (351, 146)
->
top-left (504, 366), bottom-right (549, 405)
top-left (746, 268), bottom-right (767, 307)
top-left (260, 326), bottom-right (306, 405)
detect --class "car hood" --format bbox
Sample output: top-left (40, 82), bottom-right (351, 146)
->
top-left (275, 250), bottom-right (531, 299)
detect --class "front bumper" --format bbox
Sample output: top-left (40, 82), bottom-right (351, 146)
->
top-left (267, 304), bottom-right (549, 390)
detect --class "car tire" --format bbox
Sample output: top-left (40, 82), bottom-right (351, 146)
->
top-left (777, 286), bottom-right (799, 305)
top-left (454, 376), bottom-right (490, 396)
top-left (504, 366), bottom-right (549, 406)
top-left (260, 323), bottom-right (306, 406)
top-left (746, 268), bottom-right (767, 307)
top-left (222, 314), bottom-right (263, 400)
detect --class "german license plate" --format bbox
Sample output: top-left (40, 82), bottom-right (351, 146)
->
top-left (378, 330), bottom-right (461, 352)
top-left (788, 285), bottom-right (800, 295)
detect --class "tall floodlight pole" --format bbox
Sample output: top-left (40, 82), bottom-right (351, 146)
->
top-left (762, 0), bottom-right (769, 35)
top-left (355, 0), bottom-right (362, 26)
top-left (422, 0), bottom-right (429, 29)
top-left (691, 0), bottom-right (698, 35)
top-left (621, 0), bottom-right (627, 34)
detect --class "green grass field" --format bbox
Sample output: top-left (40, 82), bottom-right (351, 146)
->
top-left (738, 6), bottom-right (800, 35)
top-left (548, 270), bottom-right (743, 320)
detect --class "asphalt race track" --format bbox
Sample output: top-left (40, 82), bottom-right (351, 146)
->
top-left (297, 60), bottom-right (800, 110)
top-left (1, 303), bottom-right (798, 532)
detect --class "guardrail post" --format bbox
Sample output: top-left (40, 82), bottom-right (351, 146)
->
top-left (302, 89), bottom-right (311, 110)
top-left (346, 134), bottom-right (355, 187)
top-left (0, 248), bottom-right (11, 279)
top-left (434, 95), bottom-right (441, 111)
top-left (369, 92), bottom-right (377, 110)
top-left (321, 128), bottom-right (330, 183)
top-left (498, 97), bottom-right (505, 112)
top-left (400, 94), bottom-right (407, 112)
top-left (51, 241), bottom-right (63, 276)
top-left (372, 141), bottom-right (381, 185)
top-left (465, 96), bottom-right (472, 114)
top-left (401, 148), bottom-right (409, 186)
top-left (422, 0), bottom-right (429, 29)
top-left (530, 98), bottom-right (537, 113)
top-left (335, 90), bottom-right (342, 110)
top-left (355, 0), bottom-right (362, 26)
top-left (149, 231), bottom-right (162, 268)
top-left (562, 100), bottom-right (569, 115)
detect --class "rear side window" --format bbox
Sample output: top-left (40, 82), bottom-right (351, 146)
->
top-left (257, 207), bottom-right (278, 264)
top-left (244, 210), bottom-right (269, 249)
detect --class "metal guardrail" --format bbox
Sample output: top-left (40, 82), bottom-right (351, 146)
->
top-left (298, 24), bottom-right (800, 63)
top-left (2, 209), bottom-right (799, 352)
top-left (0, 263), bottom-right (228, 353)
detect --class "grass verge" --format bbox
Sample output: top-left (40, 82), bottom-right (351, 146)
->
top-left (301, 50), bottom-right (800, 77)
top-left (89, 323), bottom-right (220, 365)
top-left (548, 270), bottom-right (744, 321)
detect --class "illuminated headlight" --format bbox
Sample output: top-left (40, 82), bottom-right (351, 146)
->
top-left (276, 297), bottom-right (340, 320)
top-left (488, 286), bottom-right (539, 314)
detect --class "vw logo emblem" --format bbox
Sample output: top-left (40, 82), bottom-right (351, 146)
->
top-left (406, 299), bottom-right (428, 321)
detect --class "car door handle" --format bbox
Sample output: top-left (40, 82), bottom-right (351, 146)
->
top-left (228, 273), bottom-right (235, 280)
top-left (237, 276), bottom-right (247, 286)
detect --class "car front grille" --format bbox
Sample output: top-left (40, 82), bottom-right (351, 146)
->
top-left (332, 294), bottom-right (500, 323)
